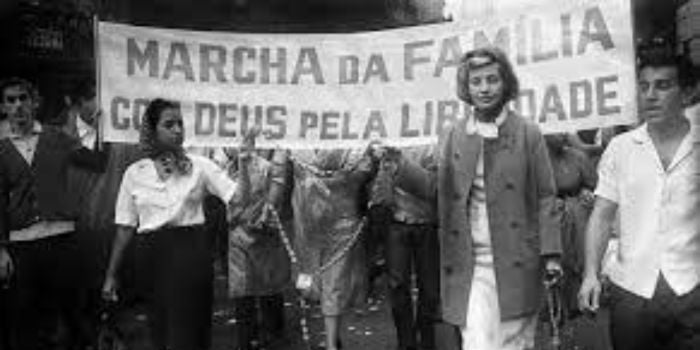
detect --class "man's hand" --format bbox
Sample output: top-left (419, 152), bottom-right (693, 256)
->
top-left (578, 274), bottom-right (602, 313)
top-left (295, 273), bottom-right (314, 293)
top-left (102, 275), bottom-right (119, 302)
top-left (0, 247), bottom-right (13, 282)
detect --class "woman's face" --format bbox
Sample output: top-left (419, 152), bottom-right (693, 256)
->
top-left (467, 62), bottom-right (506, 114)
top-left (155, 107), bottom-right (184, 149)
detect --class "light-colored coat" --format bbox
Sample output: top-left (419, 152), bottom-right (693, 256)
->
top-left (395, 111), bottom-right (561, 326)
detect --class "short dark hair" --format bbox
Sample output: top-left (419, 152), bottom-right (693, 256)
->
top-left (457, 46), bottom-right (520, 104)
top-left (637, 45), bottom-right (697, 89)
top-left (68, 78), bottom-right (96, 105)
top-left (143, 98), bottom-right (181, 132)
top-left (0, 77), bottom-right (39, 103)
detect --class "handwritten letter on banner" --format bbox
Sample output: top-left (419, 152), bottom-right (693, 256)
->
top-left (99, 0), bottom-right (636, 149)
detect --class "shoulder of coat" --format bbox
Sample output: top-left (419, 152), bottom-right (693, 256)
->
top-left (509, 111), bottom-right (542, 136)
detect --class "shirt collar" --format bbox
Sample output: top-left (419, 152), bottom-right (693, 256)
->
top-left (633, 122), bottom-right (700, 144)
top-left (76, 114), bottom-right (95, 138)
top-left (9, 121), bottom-right (42, 140)
top-left (691, 124), bottom-right (700, 143)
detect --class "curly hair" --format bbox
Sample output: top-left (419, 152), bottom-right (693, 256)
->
top-left (139, 98), bottom-right (192, 175)
top-left (456, 46), bottom-right (520, 105)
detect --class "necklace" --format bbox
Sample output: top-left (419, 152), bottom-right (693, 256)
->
top-left (155, 154), bottom-right (176, 179)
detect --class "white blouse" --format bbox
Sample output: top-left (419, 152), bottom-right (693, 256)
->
top-left (115, 154), bottom-right (237, 233)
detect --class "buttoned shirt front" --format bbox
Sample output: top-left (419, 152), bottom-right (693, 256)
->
top-left (596, 123), bottom-right (700, 298)
top-left (9, 122), bottom-right (41, 163)
top-left (115, 154), bottom-right (237, 233)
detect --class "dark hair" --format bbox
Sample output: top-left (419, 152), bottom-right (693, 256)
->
top-left (68, 78), bottom-right (96, 105)
top-left (637, 44), bottom-right (697, 89)
top-left (457, 46), bottom-right (520, 104)
top-left (143, 98), bottom-right (181, 131)
top-left (0, 77), bottom-right (39, 103)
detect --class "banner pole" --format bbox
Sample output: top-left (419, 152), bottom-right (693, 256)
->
top-left (93, 14), bottom-right (103, 151)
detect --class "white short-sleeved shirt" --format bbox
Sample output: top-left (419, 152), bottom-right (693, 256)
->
top-left (115, 154), bottom-right (237, 233)
top-left (595, 123), bottom-right (700, 298)
top-left (686, 104), bottom-right (700, 126)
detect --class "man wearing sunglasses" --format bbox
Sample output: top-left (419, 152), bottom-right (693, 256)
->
top-left (0, 77), bottom-right (108, 350)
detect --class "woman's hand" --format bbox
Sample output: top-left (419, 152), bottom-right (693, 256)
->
top-left (102, 275), bottom-right (119, 302)
top-left (240, 125), bottom-right (263, 161)
top-left (581, 189), bottom-right (595, 209)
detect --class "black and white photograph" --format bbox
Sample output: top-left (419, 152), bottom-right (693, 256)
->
top-left (0, 0), bottom-right (698, 349)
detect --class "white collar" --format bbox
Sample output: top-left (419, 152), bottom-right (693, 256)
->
top-left (76, 114), bottom-right (95, 138)
top-left (633, 122), bottom-right (700, 144)
top-left (466, 109), bottom-right (509, 138)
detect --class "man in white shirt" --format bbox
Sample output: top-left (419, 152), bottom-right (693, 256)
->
top-left (578, 49), bottom-right (700, 350)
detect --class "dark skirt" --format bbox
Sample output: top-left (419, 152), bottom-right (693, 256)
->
top-left (134, 225), bottom-right (213, 350)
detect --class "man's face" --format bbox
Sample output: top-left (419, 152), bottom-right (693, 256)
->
top-left (638, 66), bottom-right (683, 125)
top-left (2, 85), bottom-right (35, 129)
top-left (78, 95), bottom-right (98, 126)
top-left (467, 62), bottom-right (506, 114)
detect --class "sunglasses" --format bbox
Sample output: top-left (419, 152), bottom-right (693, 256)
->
top-left (4, 94), bottom-right (29, 104)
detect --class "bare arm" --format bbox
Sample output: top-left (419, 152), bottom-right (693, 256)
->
top-left (267, 150), bottom-right (289, 210)
top-left (105, 225), bottom-right (135, 280)
top-left (578, 196), bottom-right (618, 312)
top-left (231, 154), bottom-right (251, 207)
top-left (583, 197), bottom-right (618, 279)
top-left (102, 224), bottom-right (136, 300)
top-left (229, 127), bottom-right (263, 208)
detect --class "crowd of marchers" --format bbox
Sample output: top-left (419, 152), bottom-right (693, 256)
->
top-left (0, 42), bottom-right (698, 350)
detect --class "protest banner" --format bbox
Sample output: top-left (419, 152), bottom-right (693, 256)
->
top-left (98, 0), bottom-right (636, 149)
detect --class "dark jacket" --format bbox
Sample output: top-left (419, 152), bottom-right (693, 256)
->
top-left (395, 110), bottom-right (561, 325)
top-left (392, 145), bottom-right (437, 224)
top-left (0, 165), bottom-right (7, 245)
top-left (0, 128), bottom-right (107, 234)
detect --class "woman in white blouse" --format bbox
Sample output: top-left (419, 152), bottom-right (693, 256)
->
top-left (101, 98), bottom-right (253, 350)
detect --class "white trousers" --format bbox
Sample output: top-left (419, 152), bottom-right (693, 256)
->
top-left (460, 254), bottom-right (537, 350)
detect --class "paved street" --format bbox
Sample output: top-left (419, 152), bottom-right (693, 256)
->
top-left (113, 269), bottom-right (612, 350)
